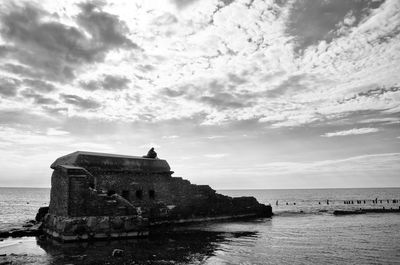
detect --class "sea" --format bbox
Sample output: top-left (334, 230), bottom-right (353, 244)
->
top-left (0, 187), bottom-right (399, 265)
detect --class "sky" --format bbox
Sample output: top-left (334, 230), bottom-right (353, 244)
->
top-left (0, 0), bottom-right (399, 189)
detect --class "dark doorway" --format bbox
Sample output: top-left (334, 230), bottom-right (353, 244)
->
top-left (136, 190), bottom-right (143, 199)
top-left (122, 190), bottom-right (130, 200)
top-left (149, 189), bottom-right (155, 199)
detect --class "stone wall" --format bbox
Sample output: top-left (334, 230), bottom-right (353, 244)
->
top-left (43, 214), bottom-right (148, 242)
top-left (49, 168), bottom-right (69, 216)
top-left (50, 164), bottom-right (271, 221)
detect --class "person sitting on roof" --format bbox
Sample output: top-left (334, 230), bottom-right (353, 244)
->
top-left (143, 147), bottom-right (157, 159)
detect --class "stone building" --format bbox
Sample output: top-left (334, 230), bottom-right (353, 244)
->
top-left (43, 151), bottom-right (272, 241)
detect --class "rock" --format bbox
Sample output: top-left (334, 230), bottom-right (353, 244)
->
top-left (0, 231), bottom-right (10, 238)
top-left (333, 210), bottom-right (365, 215)
top-left (9, 227), bottom-right (42, 237)
top-left (111, 248), bottom-right (124, 257)
top-left (35, 206), bottom-right (49, 222)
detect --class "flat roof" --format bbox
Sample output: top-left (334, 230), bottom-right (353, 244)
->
top-left (50, 151), bottom-right (171, 172)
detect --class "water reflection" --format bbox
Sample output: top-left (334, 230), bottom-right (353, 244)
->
top-left (33, 229), bottom-right (259, 265)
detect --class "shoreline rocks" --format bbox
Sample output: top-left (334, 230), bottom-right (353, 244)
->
top-left (0, 222), bottom-right (43, 239)
top-left (333, 208), bottom-right (400, 215)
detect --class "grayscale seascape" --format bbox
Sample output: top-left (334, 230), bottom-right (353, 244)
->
top-left (1, 187), bottom-right (400, 264)
top-left (1, 0), bottom-right (400, 264)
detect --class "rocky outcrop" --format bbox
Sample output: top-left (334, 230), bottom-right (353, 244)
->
top-left (35, 207), bottom-right (49, 222)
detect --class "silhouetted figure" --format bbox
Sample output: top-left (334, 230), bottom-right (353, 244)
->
top-left (276, 200), bottom-right (278, 206)
top-left (143, 147), bottom-right (157, 159)
top-left (327, 200), bottom-right (329, 205)
top-left (286, 202), bottom-right (288, 205)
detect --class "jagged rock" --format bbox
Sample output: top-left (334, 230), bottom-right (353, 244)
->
top-left (35, 206), bottom-right (49, 222)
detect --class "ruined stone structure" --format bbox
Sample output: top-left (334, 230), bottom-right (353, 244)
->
top-left (43, 151), bottom-right (272, 241)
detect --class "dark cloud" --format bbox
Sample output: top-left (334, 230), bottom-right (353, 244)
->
top-left (60, 94), bottom-right (101, 109)
top-left (1, 63), bottom-right (47, 80)
top-left (161, 80), bottom-right (254, 110)
top-left (287, 0), bottom-right (385, 53)
top-left (0, 2), bottom-right (138, 82)
top-left (0, 109), bottom-right (55, 126)
top-left (228, 73), bottom-right (247, 85)
top-left (338, 86), bottom-right (400, 104)
top-left (137, 64), bottom-right (156, 73)
top-left (20, 89), bottom-right (58, 105)
top-left (358, 86), bottom-right (400, 97)
top-left (200, 92), bottom-right (249, 110)
top-left (220, 0), bottom-right (235, 6)
top-left (23, 79), bottom-right (56, 93)
top-left (161, 87), bottom-right (186, 97)
top-left (0, 78), bottom-right (20, 97)
top-left (102, 75), bottom-right (129, 90)
top-left (76, 2), bottom-right (138, 49)
top-left (41, 106), bottom-right (68, 116)
top-left (80, 75), bottom-right (130, 91)
top-left (171, 0), bottom-right (201, 9)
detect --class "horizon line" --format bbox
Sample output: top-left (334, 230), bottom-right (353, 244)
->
top-left (0, 186), bottom-right (399, 190)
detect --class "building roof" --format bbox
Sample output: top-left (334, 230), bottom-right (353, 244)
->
top-left (50, 151), bottom-right (171, 172)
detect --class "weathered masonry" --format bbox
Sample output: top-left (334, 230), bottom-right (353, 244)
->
top-left (44, 151), bottom-right (272, 241)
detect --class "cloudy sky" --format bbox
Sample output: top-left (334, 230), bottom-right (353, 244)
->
top-left (0, 0), bottom-right (399, 189)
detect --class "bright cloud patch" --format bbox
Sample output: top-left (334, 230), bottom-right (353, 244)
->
top-left (321, 128), bottom-right (380, 137)
top-left (204, 153), bottom-right (229, 159)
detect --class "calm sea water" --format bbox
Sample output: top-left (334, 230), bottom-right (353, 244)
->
top-left (0, 187), bottom-right (399, 264)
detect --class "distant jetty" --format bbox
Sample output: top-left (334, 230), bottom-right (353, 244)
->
top-left (333, 208), bottom-right (400, 215)
top-left (37, 150), bottom-right (272, 242)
